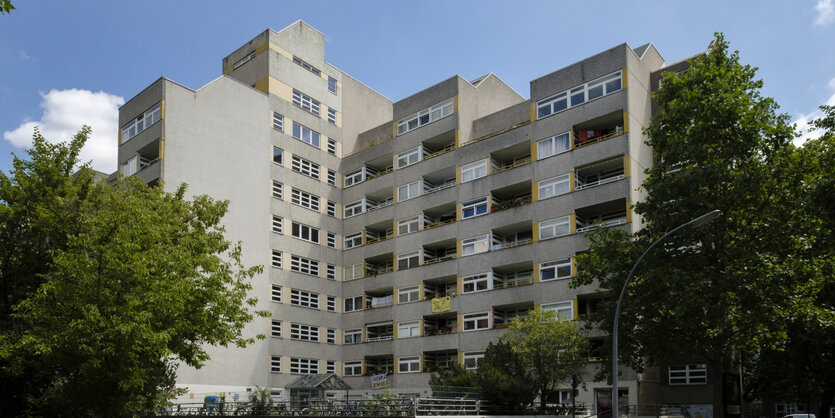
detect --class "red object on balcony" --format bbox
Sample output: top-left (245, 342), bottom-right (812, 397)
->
top-left (578, 130), bottom-right (588, 142)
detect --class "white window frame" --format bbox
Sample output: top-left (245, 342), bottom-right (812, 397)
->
top-left (326, 264), bottom-right (335, 280)
top-left (328, 76), bottom-right (337, 94)
top-left (328, 108), bottom-right (337, 125)
top-left (344, 296), bottom-right (363, 312)
top-left (462, 272), bottom-right (492, 293)
top-left (344, 264), bottom-right (363, 281)
top-left (537, 133), bottom-right (571, 160)
top-left (327, 296), bottom-right (336, 312)
top-left (461, 198), bottom-right (488, 219)
top-left (272, 215), bottom-right (283, 234)
top-left (290, 289), bottom-right (319, 309)
top-left (537, 70), bottom-right (622, 119)
top-left (397, 181), bottom-right (420, 201)
top-left (290, 358), bottom-right (318, 375)
top-left (327, 137), bottom-right (337, 154)
top-left (463, 352), bottom-right (484, 370)
top-left (271, 320), bottom-right (282, 338)
top-left (271, 250), bottom-right (282, 268)
top-left (540, 259), bottom-right (572, 281)
top-left (398, 356), bottom-right (421, 373)
top-left (396, 146), bottom-right (422, 168)
top-left (291, 155), bottom-right (320, 179)
top-left (291, 222), bottom-right (320, 244)
top-left (542, 301), bottom-right (573, 320)
top-left (344, 361), bottom-right (362, 376)
top-left (461, 234), bottom-right (490, 256)
top-left (463, 312), bottom-right (490, 331)
top-left (539, 216), bottom-right (571, 240)
top-left (344, 200), bottom-right (364, 218)
top-left (344, 170), bottom-right (365, 187)
top-left (397, 286), bottom-right (420, 303)
top-left (327, 169), bottom-right (336, 186)
top-left (397, 98), bottom-right (453, 135)
top-left (291, 188), bottom-right (320, 212)
top-left (273, 112), bottom-right (284, 131)
top-left (344, 233), bottom-right (363, 249)
top-left (291, 323), bottom-right (319, 341)
top-left (344, 329), bottom-right (362, 345)
top-left (669, 364), bottom-right (707, 385)
top-left (327, 201), bottom-right (336, 217)
top-left (326, 233), bottom-right (335, 248)
top-left (292, 122), bottom-right (321, 148)
top-left (397, 251), bottom-right (420, 270)
top-left (272, 181), bottom-right (283, 199)
top-left (293, 56), bottom-right (320, 75)
top-left (398, 217), bottom-right (419, 235)
top-left (271, 285), bottom-right (282, 303)
top-left (121, 102), bottom-right (161, 143)
top-left (539, 173), bottom-right (571, 199)
top-left (398, 321), bottom-right (420, 338)
top-left (290, 255), bottom-right (319, 276)
top-left (461, 160), bottom-right (487, 183)
top-left (271, 355), bottom-right (281, 373)
top-left (292, 89), bottom-right (321, 116)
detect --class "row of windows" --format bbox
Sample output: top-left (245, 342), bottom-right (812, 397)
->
top-left (121, 102), bottom-right (161, 143)
top-left (397, 99), bottom-right (454, 135)
top-left (273, 113), bottom-right (337, 153)
top-left (272, 182), bottom-right (336, 216)
top-left (272, 286), bottom-right (336, 312)
top-left (271, 321), bottom-right (337, 344)
top-left (537, 70), bottom-right (623, 119)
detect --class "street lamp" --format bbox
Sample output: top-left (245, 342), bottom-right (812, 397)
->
top-left (611, 210), bottom-right (722, 416)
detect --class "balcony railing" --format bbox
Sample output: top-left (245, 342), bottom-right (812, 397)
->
top-left (491, 238), bottom-right (533, 251)
top-left (365, 265), bottom-right (394, 276)
top-left (493, 278), bottom-right (533, 289)
top-left (366, 335), bottom-right (393, 342)
top-left (576, 218), bottom-right (627, 233)
top-left (366, 199), bottom-right (394, 212)
top-left (574, 128), bottom-right (625, 149)
top-left (424, 181), bottom-right (456, 195)
top-left (491, 194), bottom-right (532, 213)
top-left (424, 144), bottom-right (455, 160)
top-left (575, 174), bottom-right (625, 191)
top-left (424, 218), bottom-right (456, 230)
top-left (366, 167), bottom-right (393, 181)
top-left (492, 156), bottom-right (531, 174)
top-left (366, 233), bottom-right (394, 244)
top-left (424, 255), bottom-right (456, 265)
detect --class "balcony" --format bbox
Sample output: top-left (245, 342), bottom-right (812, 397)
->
top-left (423, 239), bottom-right (457, 265)
top-left (366, 322), bottom-right (394, 342)
top-left (573, 110), bottom-right (625, 149)
top-left (490, 142), bottom-right (532, 174)
top-left (364, 253), bottom-right (394, 277)
top-left (423, 313), bottom-right (458, 336)
top-left (575, 199), bottom-right (628, 233)
top-left (364, 355), bottom-right (394, 375)
top-left (491, 222), bottom-right (534, 251)
top-left (366, 220), bottom-right (394, 245)
top-left (422, 130), bottom-right (456, 161)
top-left (120, 138), bottom-right (161, 183)
top-left (365, 187), bottom-right (394, 213)
top-left (492, 262), bottom-right (534, 290)
top-left (423, 349), bottom-right (458, 373)
top-left (492, 301), bottom-right (535, 329)
top-left (490, 181), bottom-right (533, 213)
top-left (366, 288), bottom-right (394, 309)
top-left (422, 166), bottom-right (456, 195)
top-left (575, 157), bottom-right (625, 191)
top-left (344, 154), bottom-right (393, 187)
top-left (423, 202), bottom-right (457, 230)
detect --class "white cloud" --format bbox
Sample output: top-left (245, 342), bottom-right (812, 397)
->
top-left (19, 51), bottom-right (31, 60)
top-left (815, 0), bottom-right (835, 25)
top-left (792, 77), bottom-right (835, 146)
top-left (3, 89), bottom-right (125, 173)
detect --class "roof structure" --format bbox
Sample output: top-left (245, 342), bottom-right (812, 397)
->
top-left (285, 373), bottom-right (352, 391)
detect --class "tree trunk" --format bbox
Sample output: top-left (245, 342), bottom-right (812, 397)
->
top-left (818, 388), bottom-right (833, 418)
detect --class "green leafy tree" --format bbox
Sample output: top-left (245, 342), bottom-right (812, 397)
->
top-left (428, 362), bottom-right (478, 398)
top-left (572, 33), bottom-right (813, 414)
top-left (500, 308), bottom-right (589, 410)
top-left (474, 340), bottom-right (537, 412)
top-left (0, 127), bottom-right (265, 416)
top-left (0, 0), bottom-right (14, 15)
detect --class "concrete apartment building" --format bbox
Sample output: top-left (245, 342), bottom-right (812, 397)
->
top-left (117, 21), bottom-right (716, 413)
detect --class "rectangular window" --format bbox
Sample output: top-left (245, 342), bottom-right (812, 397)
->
top-left (537, 133), bottom-right (571, 159)
top-left (397, 181), bottom-right (420, 201)
top-left (273, 147), bottom-right (283, 164)
top-left (463, 352), bottom-right (484, 370)
top-left (326, 360), bottom-right (335, 373)
top-left (292, 56), bottom-right (320, 75)
top-left (271, 355), bottom-right (281, 373)
top-left (540, 259), bottom-right (572, 281)
top-left (461, 160), bottom-right (487, 183)
top-left (537, 71), bottom-right (622, 119)
top-left (290, 358), bottom-right (318, 375)
top-left (328, 108), bottom-right (337, 125)
top-left (233, 51), bottom-right (256, 70)
top-left (669, 364), bottom-right (707, 385)
top-left (344, 296), bottom-right (363, 312)
top-left (398, 357), bottom-right (421, 373)
top-left (398, 217), bottom-right (419, 235)
top-left (539, 174), bottom-right (571, 199)
top-left (292, 89), bottom-right (321, 116)
top-left (462, 273), bottom-right (492, 293)
top-left (326, 264), bottom-right (335, 280)
top-left (397, 99), bottom-right (453, 135)
top-left (398, 321), bottom-right (420, 338)
top-left (291, 155), bottom-right (320, 179)
top-left (344, 264), bottom-right (363, 281)
top-left (292, 123), bottom-right (321, 148)
top-left (463, 312), bottom-right (490, 331)
top-left (271, 250), bottom-right (282, 268)
top-left (398, 286), bottom-right (420, 303)
top-left (344, 169), bottom-right (365, 187)
top-left (272, 181), bottom-right (283, 199)
top-left (327, 296), bottom-right (336, 312)
top-left (273, 113), bottom-right (284, 131)
top-left (327, 138), bottom-right (336, 155)
top-left (327, 201), bottom-right (336, 217)
top-left (344, 361), bottom-right (362, 376)
top-left (291, 188), bottom-right (320, 211)
top-left (290, 289), bottom-right (319, 309)
top-left (292, 222), bottom-right (320, 244)
top-left (396, 146), bottom-right (422, 169)
top-left (344, 329), bottom-right (362, 345)
top-left (344, 233), bottom-right (363, 249)
top-left (291, 323), bottom-right (319, 341)
top-left (271, 285), bottom-right (282, 303)
top-left (290, 255), bottom-right (319, 276)
top-left (121, 102), bottom-right (161, 143)
top-left (397, 251), bottom-right (420, 270)
top-left (327, 169), bottom-right (336, 186)
top-left (271, 320), bottom-right (282, 337)
top-left (272, 215), bottom-right (283, 234)
top-left (542, 301), bottom-right (573, 320)
top-left (539, 216), bottom-right (571, 240)
top-left (461, 234), bottom-right (490, 256)
top-left (462, 198), bottom-right (488, 219)
top-left (344, 200), bottom-right (364, 218)
top-left (327, 329), bottom-right (335, 344)
top-left (328, 76), bottom-right (337, 94)
top-left (327, 232), bottom-right (335, 248)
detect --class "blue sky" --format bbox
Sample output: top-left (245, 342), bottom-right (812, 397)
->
top-left (1, 0), bottom-right (834, 174)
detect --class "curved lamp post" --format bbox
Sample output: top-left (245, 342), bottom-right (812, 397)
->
top-left (612, 210), bottom-right (722, 415)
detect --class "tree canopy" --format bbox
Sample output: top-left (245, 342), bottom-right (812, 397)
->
top-left (0, 127), bottom-right (265, 416)
top-left (572, 33), bottom-right (833, 414)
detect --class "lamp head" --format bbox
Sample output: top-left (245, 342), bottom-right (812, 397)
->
top-left (686, 209), bottom-right (723, 228)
